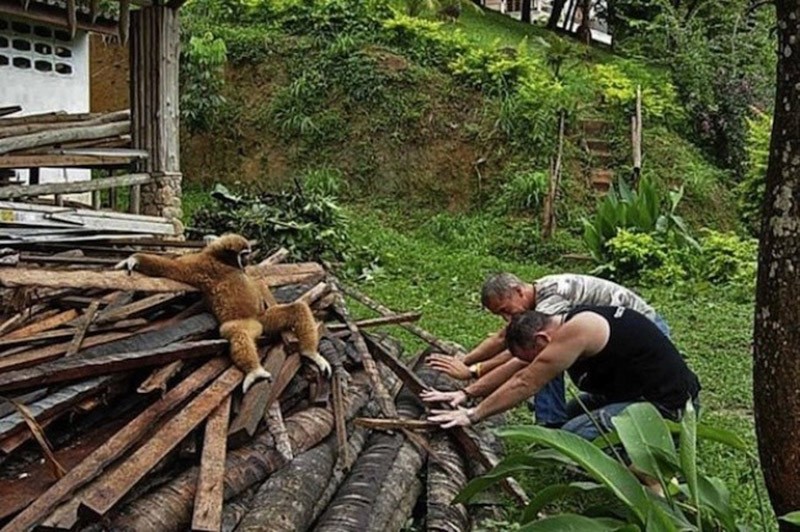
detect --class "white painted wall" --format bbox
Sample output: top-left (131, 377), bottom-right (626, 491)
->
top-left (0, 15), bottom-right (91, 203)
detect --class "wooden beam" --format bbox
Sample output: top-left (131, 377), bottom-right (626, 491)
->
top-left (354, 418), bottom-right (440, 431)
top-left (0, 263), bottom-right (325, 293)
top-left (1, 358), bottom-right (230, 532)
top-left (0, 339), bottom-right (226, 393)
top-left (191, 395), bottom-right (231, 532)
top-left (78, 364), bottom-right (242, 518)
top-left (0, 173), bottom-right (150, 198)
top-left (0, 154), bottom-right (141, 170)
top-left (0, 121), bottom-right (129, 156)
top-left (326, 312), bottom-right (422, 332)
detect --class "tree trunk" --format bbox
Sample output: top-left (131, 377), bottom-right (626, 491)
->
top-left (521, 0), bottom-right (532, 23)
top-left (111, 373), bottom-right (372, 531)
top-left (754, 1), bottom-right (800, 527)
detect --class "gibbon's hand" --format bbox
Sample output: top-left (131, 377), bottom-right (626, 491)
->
top-left (426, 353), bottom-right (471, 380)
top-left (420, 388), bottom-right (467, 408)
top-left (304, 351), bottom-right (332, 378)
top-left (428, 407), bottom-right (475, 429)
top-left (114, 255), bottom-right (139, 275)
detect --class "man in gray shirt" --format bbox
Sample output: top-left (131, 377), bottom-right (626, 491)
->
top-left (426, 272), bottom-right (671, 427)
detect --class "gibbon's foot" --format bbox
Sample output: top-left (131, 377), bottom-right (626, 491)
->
top-left (242, 366), bottom-right (272, 393)
top-left (114, 255), bottom-right (139, 275)
top-left (304, 351), bottom-right (332, 378)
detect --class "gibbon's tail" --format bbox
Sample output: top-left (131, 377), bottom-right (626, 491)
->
top-left (219, 319), bottom-right (269, 391)
top-left (259, 302), bottom-right (319, 354)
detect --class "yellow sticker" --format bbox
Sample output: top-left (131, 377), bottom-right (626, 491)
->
top-left (0, 210), bottom-right (14, 222)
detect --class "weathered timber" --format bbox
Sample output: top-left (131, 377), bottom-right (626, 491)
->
top-left (0, 414), bottom-right (130, 521)
top-left (1, 309), bottom-right (79, 340)
top-left (335, 280), bottom-right (465, 355)
top-left (368, 442), bottom-right (426, 532)
top-left (0, 263), bottom-right (325, 292)
top-left (0, 357), bottom-right (230, 532)
top-left (0, 340), bottom-right (226, 393)
top-left (0, 331), bottom-right (133, 373)
top-left (64, 300), bottom-right (101, 357)
top-left (355, 418), bottom-right (439, 431)
top-left (0, 377), bottom-right (112, 444)
top-left (236, 427), bottom-right (371, 532)
top-left (0, 122), bottom-right (130, 156)
top-left (77, 363), bottom-right (240, 517)
top-left (375, 342), bottom-right (528, 505)
top-left (331, 291), bottom-right (396, 418)
top-left (313, 431), bottom-right (405, 532)
top-left (136, 360), bottom-right (182, 394)
top-left (0, 110), bottom-right (130, 139)
top-left (427, 431), bottom-right (470, 532)
top-left (326, 311), bottom-right (422, 332)
top-left (95, 292), bottom-right (185, 324)
top-left (265, 402), bottom-right (293, 462)
top-left (111, 373), bottom-right (373, 532)
top-left (331, 362), bottom-right (348, 465)
top-left (0, 174), bottom-right (151, 199)
top-left (192, 395), bottom-right (232, 532)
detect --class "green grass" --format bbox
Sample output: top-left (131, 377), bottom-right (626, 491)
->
top-left (342, 204), bottom-right (773, 530)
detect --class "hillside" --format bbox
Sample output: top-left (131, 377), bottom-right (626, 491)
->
top-left (179, 0), bottom-right (740, 230)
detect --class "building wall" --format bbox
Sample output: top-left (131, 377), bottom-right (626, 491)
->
top-left (89, 33), bottom-right (129, 113)
top-left (0, 15), bottom-right (91, 201)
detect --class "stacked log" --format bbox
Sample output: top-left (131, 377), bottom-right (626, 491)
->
top-left (0, 240), bottom-right (528, 532)
top-left (0, 110), bottom-right (132, 156)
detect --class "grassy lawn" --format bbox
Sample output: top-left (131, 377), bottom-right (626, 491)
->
top-left (342, 205), bottom-right (772, 530)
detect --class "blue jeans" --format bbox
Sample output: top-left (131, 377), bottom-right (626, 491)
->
top-left (529, 312), bottom-right (671, 427)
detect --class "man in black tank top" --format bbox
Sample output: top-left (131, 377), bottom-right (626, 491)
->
top-left (424, 305), bottom-right (701, 441)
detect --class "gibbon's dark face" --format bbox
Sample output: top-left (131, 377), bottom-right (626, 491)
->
top-left (209, 234), bottom-right (253, 270)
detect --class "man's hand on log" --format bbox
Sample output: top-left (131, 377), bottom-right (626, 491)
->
top-left (426, 353), bottom-right (471, 380)
top-left (428, 407), bottom-right (476, 428)
top-left (420, 388), bottom-right (468, 407)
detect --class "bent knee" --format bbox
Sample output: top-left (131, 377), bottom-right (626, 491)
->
top-left (219, 319), bottom-right (263, 339)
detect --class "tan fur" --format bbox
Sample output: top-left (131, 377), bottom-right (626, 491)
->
top-left (117, 234), bottom-right (325, 391)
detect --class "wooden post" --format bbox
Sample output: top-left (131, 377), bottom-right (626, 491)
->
top-left (129, 5), bottom-right (182, 226)
top-left (632, 84), bottom-right (642, 188)
top-left (542, 111), bottom-right (565, 239)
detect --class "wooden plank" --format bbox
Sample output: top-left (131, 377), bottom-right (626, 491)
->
top-left (0, 377), bottom-right (111, 444)
top-left (0, 122), bottom-right (129, 156)
top-left (78, 365), bottom-right (242, 518)
top-left (0, 154), bottom-right (140, 169)
top-left (0, 263), bottom-right (325, 293)
top-left (191, 395), bottom-right (231, 532)
top-left (326, 312), bottom-right (422, 332)
top-left (0, 173), bottom-right (151, 198)
top-left (354, 418), bottom-right (439, 431)
top-left (0, 111), bottom-right (130, 139)
top-left (1, 357), bottom-right (230, 532)
top-left (225, 346), bottom-right (286, 448)
top-left (0, 340), bottom-right (226, 393)
top-left (94, 292), bottom-right (184, 324)
top-left (0, 106), bottom-right (22, 118)
top-left (363, 334), bottom-right (528, 506)
top-left (64, 300), bottom-right (101, 357)
top-left (0, 331), bottom-right (133, 373)
top-left (1, 309), bottom-right (78, 340)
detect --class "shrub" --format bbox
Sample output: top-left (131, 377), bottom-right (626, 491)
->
top-left (737, 112), bottom-right (771, 235)
top-left (698, 229), bottom-right (757, 286)
top-left (180, 32), bottom-right (228, 133)
top-left (493, 169), bottom-right (549, 214)
top-left (190, 183), bottom-right (356, 263)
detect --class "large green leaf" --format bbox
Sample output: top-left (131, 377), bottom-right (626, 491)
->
top-left (612, 403), bottom-right (677, 481)
top-left (679, 399), bottom-right (700, 529)
top-left (780, 511), bottom-right (800, 525)
top-left (519, 513), bottom-right (631, 531)
top-left (662, 421), bottom-right (750, 453)
top-left (521, 482), bottom-right (606, 524)
top-left (498, 425), bottom-right (657, 525)
top-left (678, 475), bottom-right (738, 531)
top-left (453, 453), bottom-right (562, 504)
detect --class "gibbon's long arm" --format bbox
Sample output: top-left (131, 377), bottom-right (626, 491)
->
top-left (117, 253), bottom-right (204, 286)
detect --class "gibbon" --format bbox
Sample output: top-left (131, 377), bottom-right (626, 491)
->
top-left (115, 233), bottom-right (331, 392)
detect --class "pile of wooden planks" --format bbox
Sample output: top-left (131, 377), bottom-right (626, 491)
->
top-left (0, 109), bottom-right (140, 170)
top-left (0, 240), bottom-right (525, 532)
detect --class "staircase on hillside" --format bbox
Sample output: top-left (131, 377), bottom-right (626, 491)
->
top-left (579, 118), bottom-right (615, 194)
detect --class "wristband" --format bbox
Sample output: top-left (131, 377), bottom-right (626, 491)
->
top-left (469, 362), bottom-right (482, 378)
